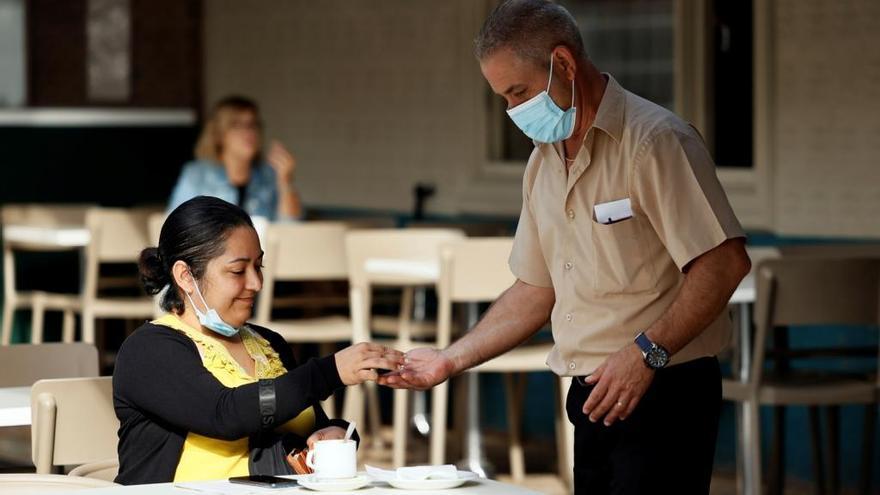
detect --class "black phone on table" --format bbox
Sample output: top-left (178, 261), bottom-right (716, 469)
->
top-left (228, 475), bottom-right (299, 488)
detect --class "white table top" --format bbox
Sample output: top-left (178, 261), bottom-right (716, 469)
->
top-left (0, 386), bottom-right (31, 427)
top-left (729, 273), bottom-right (755, 305)
top-left (52, 477), bottom-right (543, 495)
top-left (3, 225), bottom-right (91, 248)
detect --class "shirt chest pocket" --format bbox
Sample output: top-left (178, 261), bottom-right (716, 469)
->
top-left (590, 215), bottom-right (656, 294)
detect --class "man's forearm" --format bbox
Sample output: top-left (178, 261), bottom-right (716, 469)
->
top-left (646, 238), bottom-right (751, 355)
top-left (443, 279), bottom-right (555, 374)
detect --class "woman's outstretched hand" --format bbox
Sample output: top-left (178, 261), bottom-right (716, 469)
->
top-left (335, 343), bottom-right (405, 385)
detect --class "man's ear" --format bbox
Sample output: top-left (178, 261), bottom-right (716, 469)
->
top-left (552, 45), bottom-right (578, 81)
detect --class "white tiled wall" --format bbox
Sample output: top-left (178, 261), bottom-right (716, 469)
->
top-left (203, 0), bottom-right (494, 216)
top-left (205, 0), bottom-right (880, 238)
top-left (773, 0), bottom-right (880, 238)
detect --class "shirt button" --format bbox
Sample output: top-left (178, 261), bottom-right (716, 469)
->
top-left (565, 313), bottom-right (573, 322)
top-left (569, 362), bottom-right (576, 370)
top-left (564, 261), bottom-right (573, 270)
top-left (567, 209), bottom-right (575, 220)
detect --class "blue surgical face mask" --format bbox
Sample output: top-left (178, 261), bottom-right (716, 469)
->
top-left (506, 54), bottom-right (576, 143)
top-left (185, 280), bottom-right (240, 337)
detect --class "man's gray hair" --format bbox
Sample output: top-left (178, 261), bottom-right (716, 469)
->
top-left (475, 0), bottom-right (586, 67)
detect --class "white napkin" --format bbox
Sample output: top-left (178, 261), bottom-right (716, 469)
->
top-left (366, 464), bottom-right (458, 481)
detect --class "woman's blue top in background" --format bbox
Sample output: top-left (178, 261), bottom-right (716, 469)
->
top-left (168, 160), bottom-right (286, 221)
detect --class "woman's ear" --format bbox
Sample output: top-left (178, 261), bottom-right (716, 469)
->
top-left (171, 260), bottom-right (193, 295)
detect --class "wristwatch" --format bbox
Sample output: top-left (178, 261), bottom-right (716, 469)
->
top-left (634, 332), bottom-right (669, 370)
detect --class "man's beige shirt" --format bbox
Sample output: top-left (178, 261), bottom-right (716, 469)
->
top-left (509, 75), bottom-right (745, 376)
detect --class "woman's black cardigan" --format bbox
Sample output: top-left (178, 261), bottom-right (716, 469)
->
top-left (112, 322), bottom-right (353, 485)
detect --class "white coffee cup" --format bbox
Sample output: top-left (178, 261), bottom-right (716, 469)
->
top-left (306, 439), bottom-right (357, 479)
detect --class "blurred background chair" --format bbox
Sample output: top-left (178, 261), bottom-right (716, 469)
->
top-left (1, 204), bottom-right (91, 346)
top-left (0, 343), bottom-right (99, 468)
top-left (30, 376), bottom-right (117, 474)
top-left (344, 227), bottom-right (464, 467)
top-left (722, 257), bottom-right (880, 495)
top-left (255, 222), bottom-right (354, 416)
top-left (81, 208), bottom-right (156, 346)
top-left (429, 238), bottom-right (572, 490)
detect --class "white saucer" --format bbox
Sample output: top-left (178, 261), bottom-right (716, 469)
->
top-left (297, 474), bottom-right (371, 491)
top-left (386, 471), bottom-right (478, 490)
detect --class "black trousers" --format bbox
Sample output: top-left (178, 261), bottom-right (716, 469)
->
top-left (566, 356), bottom-right (721, 495)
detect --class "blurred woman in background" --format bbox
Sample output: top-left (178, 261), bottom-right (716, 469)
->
top-left (114, 196), bottom-right (402, 484)
top-left (168, 96), bottom-right (302, 221)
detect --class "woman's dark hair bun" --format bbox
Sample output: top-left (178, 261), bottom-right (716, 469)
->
top-left (138, 246), bottom-right (170, 295)
top-left (141, 196), bottom-right (254, 314)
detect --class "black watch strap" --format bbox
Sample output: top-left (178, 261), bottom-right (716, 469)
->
top-left (258, 379), bottom-right (276, 428)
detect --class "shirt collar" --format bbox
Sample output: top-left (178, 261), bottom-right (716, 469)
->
top-left (589, 73), bottom-right (624, 144)
top-left (534, 72), bottom-right (625, 152)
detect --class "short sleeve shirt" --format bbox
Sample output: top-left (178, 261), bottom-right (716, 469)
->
top-left (509, 75), bottom-right (745, 375)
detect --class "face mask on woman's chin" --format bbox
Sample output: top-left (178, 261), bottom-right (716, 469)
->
top-left (184, 279), bottom-right (241, 338)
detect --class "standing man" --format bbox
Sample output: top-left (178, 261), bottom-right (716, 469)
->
top-left (380, 1), bottom-right (750, 493)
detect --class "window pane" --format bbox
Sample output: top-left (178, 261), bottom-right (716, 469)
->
top-left (0, 0), bottom-right (25, 107)
top-left (712, 0), bottom-right (753, 167)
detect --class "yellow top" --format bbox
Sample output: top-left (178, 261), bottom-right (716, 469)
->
top-left (152, 314), bottom-right (316, 482)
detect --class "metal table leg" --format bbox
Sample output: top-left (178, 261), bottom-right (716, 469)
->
top-left (735, 302), bottom-right (753, 494)
top-left (457, 302), bottom-right (493, 478)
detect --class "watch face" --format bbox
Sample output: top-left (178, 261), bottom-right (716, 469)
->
top-left (646, 346), bottom-right (669, 369)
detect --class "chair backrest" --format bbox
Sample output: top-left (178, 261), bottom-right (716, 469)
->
top-left (0, 474), bottom-right (117, 492)
top-left (780, 243), bottom-right (880, 259)
top-left (1, 204), bottom-right (91, 227)
top-left (2, 204), bottom-right (92, 307)
top-left (31, 377), bottom-right (117, 473)
top-left (266, 222), bottom-right (349, 281)
top-left (440, 238), bottom-right (516, 303)
top-left (435, 238), bottom-right (515, 348)
top-left (0, 343), bottom-right (99, 387)
top-left (344, 228), bottom-right (464, 343)
top-left (345, 228), bottom-right (465, 287)
top-left (147, 212), bottom-right (165, 246)
top-left (82, 208), bottom-right (150, 301)
top-left (256, 222), bottom-right (350, 322)
top-left (750, 257), bottom-right (880, 384)
top-left (85, 208), bottom-right (150, 263)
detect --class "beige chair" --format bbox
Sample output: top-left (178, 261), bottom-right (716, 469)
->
top-left (68, 458), bottom-right (119, 482)
top-left (1, 204), bottom-right (90, 345)
top-left (0, 343), bottom-right (100, 466)
top-left (0, 343), bottom-right (99, 387)
top-left (0, 474), bottom-right (117, 491)
top-left (81, 208), bottom-right (156, 344)
top-left (722, 258), bottom-right (880, 495)
top-left (255, 222), bottom-right (354, 415)
top-left (31, 376), bottom-right (118, 474)
top-left (428, 238), bottom-right (572, 488)
top-left (344, 228), bottom-right (465, 467)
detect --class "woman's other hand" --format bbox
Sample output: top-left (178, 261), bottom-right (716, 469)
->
top-left (267, 140), bottom-right (296, 185)
top-left (305, 426), bottom-right (346, 450)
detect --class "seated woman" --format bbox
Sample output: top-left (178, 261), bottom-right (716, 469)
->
top-left (114, 196), bottom-right (401, 484)
top-left (168, 96), bottom-right (303, 221)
